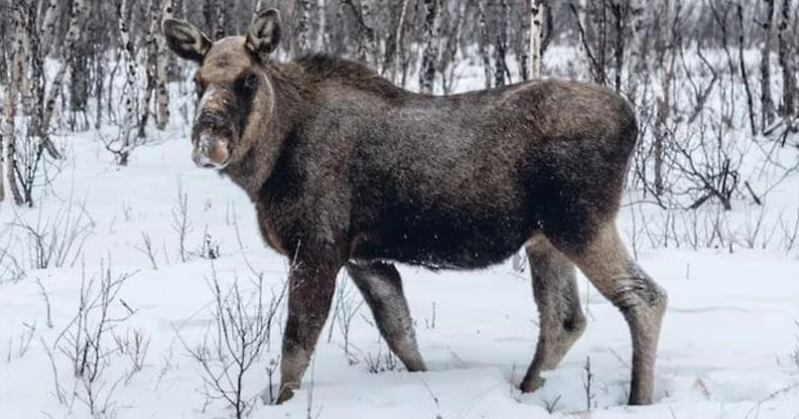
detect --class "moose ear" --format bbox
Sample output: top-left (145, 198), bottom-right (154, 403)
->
top-left (245, 9), bottom-right (281, 59)
top-left (162, 18), bottom-right (212, 62)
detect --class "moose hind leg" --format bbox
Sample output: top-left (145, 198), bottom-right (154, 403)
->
top-left (346, 262), bottom-right (427, 372)
top-left (520, 236), bottom-right (587, 393)
top-left (564, 222), bottom-right (667, 405)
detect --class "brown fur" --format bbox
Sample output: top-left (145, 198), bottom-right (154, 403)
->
top-left (164, 9), bottom-right (667, 406)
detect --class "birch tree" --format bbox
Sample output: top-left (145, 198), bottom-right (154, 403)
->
top-left (340, 0), bottom-right (377, 66)
top-left (626, 0), bottom-right (647, 104)
top-left (529, 0), bottom-right (544, 79)
top-left (155, 0), bottom-right (173, 130)
top-left (493, 0), bottom-right (511, 87)
top-left (41, 0), bottom-right (87, 135)
top-left (138, 0), bottom-right (160, 138)
top-left (1, 5), bottom-right (26, 204)
top-left (215, 0), bottom-right (229, 39)
top-left (477, 1), bottom-right (492, 88)
top-left (419, 0), bottom-right (443, 94)
top-left (760, 0), bottom-right (775, 128)
top-left (294, 0), bottom-right (314, 55)
top-left (38, 0), bottom-right (61, 54)
top-left (391, 0), bottom-right (412, 85)
top-left (441, 0), bottom-right (468, 92)
top-left (777, 0), bottom-right (796, 118)
top-left (116, 0), bottom-right (138, 165)
top-left (653, 0), bottom-right (679, 197)
top-left (316, 0), bottom-right (326, 49)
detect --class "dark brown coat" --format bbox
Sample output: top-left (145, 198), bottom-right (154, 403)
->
top-left (164, 9), bottom-right (667, 407)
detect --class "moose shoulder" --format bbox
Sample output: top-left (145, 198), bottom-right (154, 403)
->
top-left (164, 9), bottom-right (667, 407)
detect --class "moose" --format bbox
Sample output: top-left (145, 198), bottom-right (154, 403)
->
top-left (163, 9), bottom-right (667, 406)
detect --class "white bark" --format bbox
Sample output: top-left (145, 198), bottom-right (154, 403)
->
top-left (360, 0), bottom-right (375, 64)
top-left (654, 0), bottom-right (680, 196)
top-left (295, 0), bottom-right (313, 55)
top-left (529, 0), bottom-right (544, 79)
top-left (2, 8), bottom-right (26, 204)
top-left (627, 0), bottom-right (646, 103)
top-left (118, 0), bottom-right (137, 165)
top-left (761, 0), bottom-right (775, 128)
top-left (42, 0), bottom-right (87, 136)
top-left (477, 1), bottom-right (492, 89)
top-left (156, 0), bottom-right (173, 130)
top-left (38, 0), bottom-right (61, 53)
top-left (577, 0), bottom-right (589, 77)
top-left (392, 0), bottom-right (412, 84)
top-left (419, 0), bottom-right (444, 94)
top-left (442, 0), bottom-right (468, 92)
top-left (18, 6), bottom-right (32, 114)
top-left (139, 0), bottom-right (159, 138)
top-left (778, 0), bottom-right (796, 117)
top-left (317, 0), bottom-right (326, 49)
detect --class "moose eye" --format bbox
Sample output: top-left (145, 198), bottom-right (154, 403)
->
top-left (234, 72), bottom-right (259, 98)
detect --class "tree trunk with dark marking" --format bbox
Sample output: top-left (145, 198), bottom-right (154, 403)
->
top-left (529, 0), bottom-right (544, 80)
top-left (760, 0), bottom-right (775, 129)
top-left (156, 0), bottom-right (173, 131)
top-left (419, 0), bottom-right (443, 94)
top-left (778, 0), bottom-right (796, 118)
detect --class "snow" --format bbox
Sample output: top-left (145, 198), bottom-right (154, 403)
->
top-left (1, 55), bottom-right (799, 419)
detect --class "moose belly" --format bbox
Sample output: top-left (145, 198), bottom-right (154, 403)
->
top-left (349, 208), bottom-right (531, 270)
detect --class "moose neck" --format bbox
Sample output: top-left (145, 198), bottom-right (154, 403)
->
top-left (222, 62), bottom-right (305, 201)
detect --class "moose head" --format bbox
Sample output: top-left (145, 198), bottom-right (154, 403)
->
top-left (162, 9), bottom-right (282, 169)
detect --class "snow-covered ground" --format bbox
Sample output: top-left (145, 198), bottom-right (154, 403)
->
top-left (1, 54), bottom-right (798, 419)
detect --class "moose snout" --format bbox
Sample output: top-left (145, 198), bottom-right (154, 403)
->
top-left (190, 110), bottom-right (234, 168)
top-left (192, 130), bottom-right (230, 169)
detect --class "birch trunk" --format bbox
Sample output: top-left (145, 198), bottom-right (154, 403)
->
top-left (155, 0), bottom-right (173, 130)
top-left (2, 8), bottom-right (25, 204)
top-left (494, 0), bottom-right (510, 87)
top-left (214, 0), bottom-right (229, 39)
top-left (477, 1), bottom-right (492, 89)
top-left (390, 0), bottom-right (411, 84)
top-left (38, 0), bottom-right (61, 52)
top-left (577, 0), bottom-right (590, 79)
top-left (529, 0), bottom-right (544, 79)
top-left (653, 0), bottom-right (675, 197)
top-left (627, 0), bottom-right (646, 104)
top-left (778, 0), bottom-right (795, 117)
top-left (359, 0), bottom-right (376, 65)
top-left (419, 0), bottom-right (443, 94)
top-left (737, 4), bottom-right (757, 136)
top-left (138, 0), bottom-right (159, 138)
top-left (611, 0), bottom-right (627, 93)
top-left (442, 0), bottom-right (468, 92)
top-left (761, 0), bottom-right (775, 128)
top-left (41, 0), bottom-right (86, 141)
top-left (295, 0), bottom-right (313, 56)
top-left (18, 7), bottom-right (32, 115)
top-left (317, 0), bottom-right (326, 50)
top-left (117, 0), bottom-right (137, 166)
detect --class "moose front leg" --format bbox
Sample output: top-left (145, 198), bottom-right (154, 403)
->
top-left (276, 259), bottom-right (338, 404)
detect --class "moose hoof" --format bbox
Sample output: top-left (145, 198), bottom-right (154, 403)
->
top-left (519, 375), bottom-right (545, 394)
top-left (275, 387), bottom-right (295, 405)
top-left (627, 392), bottom-right (653, 406)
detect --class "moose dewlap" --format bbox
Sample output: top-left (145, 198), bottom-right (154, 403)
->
top-left (163, 9), bottom-right (667, 406)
